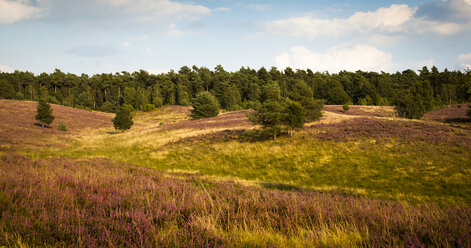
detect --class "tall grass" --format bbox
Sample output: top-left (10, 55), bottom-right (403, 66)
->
top-left (32, 132), bottom-right (471, 206)
top-left (1, 154), bottom-right (469, 247)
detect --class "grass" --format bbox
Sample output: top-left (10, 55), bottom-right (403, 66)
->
top-left (29, 127), bottom-right (471, 206)
top-left (0, 154), bottom-right (469, 247)
top-left (3, 102), bottom-right (470, 246)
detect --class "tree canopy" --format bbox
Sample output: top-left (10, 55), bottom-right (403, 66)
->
top-left (35, 99), bottom-right (54, 127)
top-left (190, 91), bottom-right (220, 119)
top-left (0, 66), bottom-right (470, 120)
top-left (113, 106), bottom-right (133, 131)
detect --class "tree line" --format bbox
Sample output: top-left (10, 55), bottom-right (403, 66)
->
top-left (1, 65), bottom-right (470, 119)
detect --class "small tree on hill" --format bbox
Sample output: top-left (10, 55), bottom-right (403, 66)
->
top-left (113, 106), bottom-right (133, 131)
top-left (35, 98), bottom-right (54, 127)
top-left (190, 91), bottom-right (220, 119)
top-left (284, 99), bottom-right (305, 137)
top-left (248, 82), bottom-right (286, 139)
top-left (343, 103), bottom-right (350, 112)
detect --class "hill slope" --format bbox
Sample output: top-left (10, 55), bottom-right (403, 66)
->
top-left (1, 99), bottom-right (470, 247)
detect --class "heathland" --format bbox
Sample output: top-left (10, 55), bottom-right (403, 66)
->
top-left (0, 99), bottom-right (470, 247)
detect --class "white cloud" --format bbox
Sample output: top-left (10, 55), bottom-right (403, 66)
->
top-left (0, 0), bottom-right (44, 24)
top-left (275, 45), bottom-right (394, 73)
top-left (168, 23), bottom-right (184, 37)
top-left (0, 64), bottom-right (14, 72)
top-left (100, 0), bottom-right (211, 22)
top-left (214, 7), bottom-right (230, 12)
top-left (458, 52), bottom-right (471, 68)
top-left (247, 4), bottom-right (268, 11)
top-left (121, 41), bottom-right (131, 47)
top-left (260, 4), bottom-right (464, 41)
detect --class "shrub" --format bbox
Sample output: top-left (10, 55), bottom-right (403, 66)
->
top-left (143, 104), bottom-right (156, 112)
top-left (190, 91), bottom-right (220, 119)
top-left (113, 106), bottom-right (133, 131)
top-left (343, 103), bottom-right (350, 112)
top-left (58, 123), bottom-right (67, 131)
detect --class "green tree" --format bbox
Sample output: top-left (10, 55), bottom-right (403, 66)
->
top-left (283, 99), bottom-right (305, 137)
top-left (248, 82), bottom-right (286, 139)
top-left (35, 99), bottom-right (54, 127)
top-left (190, 91), bottom-right (220, 119)
top-left (113, 106), bottom-right (133, 131)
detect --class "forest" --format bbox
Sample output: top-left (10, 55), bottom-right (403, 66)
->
top-left (1, 65), bottom-right (470, 119)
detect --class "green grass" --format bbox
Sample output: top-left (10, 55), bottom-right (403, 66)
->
top-left (28, 129), bottom-right (471, 206)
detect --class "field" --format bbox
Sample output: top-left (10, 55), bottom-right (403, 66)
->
top-left (1, 99), bottom-right (470, 247)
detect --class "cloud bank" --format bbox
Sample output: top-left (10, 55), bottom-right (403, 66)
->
top-left (260, 2), bottom-right (470, 40)
top-left (275, 45), bottom-right (394, 73)
top-left (0, 0), bottom-right (44, 24)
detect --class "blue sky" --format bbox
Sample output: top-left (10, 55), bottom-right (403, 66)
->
top-left (1, 0), bottom-right (470, 75)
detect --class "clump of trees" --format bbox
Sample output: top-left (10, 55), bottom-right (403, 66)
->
top-left (113, 106), bottom-right (133, 131)
top-left (35, 99), bottom-right (54, 127)
top-left (248, 82), bottom-right (323, 139)
top-left (190, 91), bottom-right (220, 119)
top-left (1, 66), bottom-right (470, 120)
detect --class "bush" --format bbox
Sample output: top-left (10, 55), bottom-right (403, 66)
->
top-left (113, 106), bottom-right (133, 131)
top-left (143, 104), bottom-right (156, 112)
top-left (190, 91), bottom-right (220, 119)
top-left (58, 123), bottom-right (67, 131)
top-left (343, 103), bottom-right (350, 112)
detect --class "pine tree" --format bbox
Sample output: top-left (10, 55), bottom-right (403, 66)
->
top-left (283, 99), bottom-right (305, 137)
top-left (190, 91), bottom-right (220, 119)
top-left (113, 106), bottom-right (133, 131)
top-left (35, 99), bottom-right (54, 127)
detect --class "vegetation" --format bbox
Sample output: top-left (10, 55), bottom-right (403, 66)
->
top-left (343, 103), bottom-right (350, 112)
top-left (467, 105), bottom-right (471, 118)
top-left (1, 154), bottom-right (469, 247)
top-left (0, 66), bottom-right (470, 119)
top-left (58, 123), bottom-right (67, 131)
top-left (112, 106), bottom-right (133, 131)
top-left (35, 99), bottom-right (54, 127)
top-left (190, 91), bottom-right (220, 119)
top-left (0, 99), bottom-right (470, 247)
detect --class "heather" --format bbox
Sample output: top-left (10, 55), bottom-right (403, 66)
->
top-left (1, 154), bottom-right (470, 247)
top-left (1, 99), bottom-right (471, 247)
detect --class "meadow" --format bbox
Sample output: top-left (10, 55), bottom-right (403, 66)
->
top-left (1, 99), bottom-right (470, 247)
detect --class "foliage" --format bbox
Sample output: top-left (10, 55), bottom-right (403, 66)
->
top-left (112, 106), bottom-right (133, 131)
top-left (143, 104), bottom-right (156, 112)
top-left (395, 92), bottom-right (425, 119)
top-left (58, 123), bottom-right (67, 131)
top-left (284, 99), bottom-right (305, 136)
top-left (35, 99), bottom-right (54, 127)
top-left (190, 91), bottom-right (220, 119)
top-left (0, 66), bottom-right (470, 119)
top-left (343, 103), bottom-right (350, 112)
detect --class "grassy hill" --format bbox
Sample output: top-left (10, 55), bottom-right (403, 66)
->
top-left (0, 99), bottom-right (470, 247)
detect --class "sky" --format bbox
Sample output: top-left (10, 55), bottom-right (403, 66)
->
top-left (0, 0), bottom-right (471, 75)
